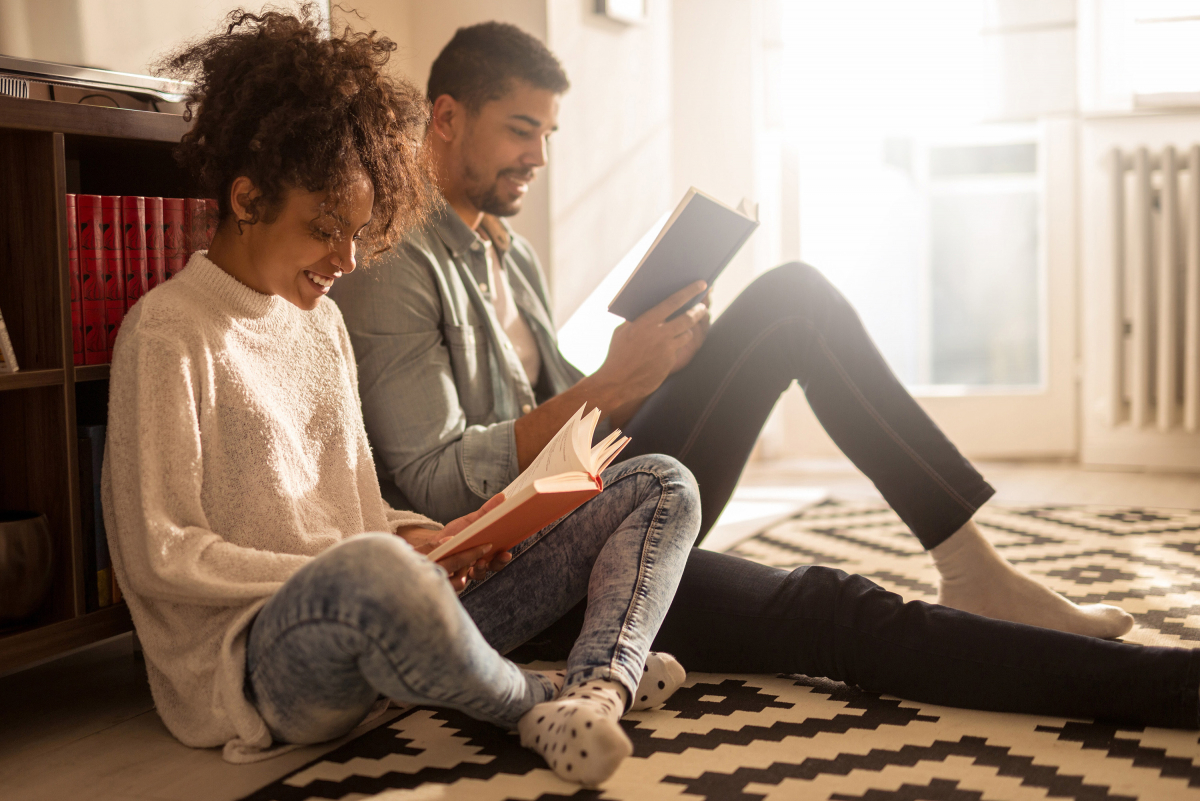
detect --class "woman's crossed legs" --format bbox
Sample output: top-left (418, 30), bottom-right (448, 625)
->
top-left (243, 455), bottom-right (700, 785)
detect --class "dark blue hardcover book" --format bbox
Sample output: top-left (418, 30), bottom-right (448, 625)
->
top-left (79, 424), bottom-right (110, 608)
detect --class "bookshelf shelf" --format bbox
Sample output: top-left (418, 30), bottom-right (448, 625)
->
top-left (0, 97), bottom-right (190, 675)
top-left (74, 364), bottom-right (110, 383)
top-left (0, 368), bottom-right (65, 391)
top-left (0, 603), bottom-right (131, 674)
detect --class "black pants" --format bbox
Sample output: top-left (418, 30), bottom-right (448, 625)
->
top-left (511, 263), bottom-right (1200, 729)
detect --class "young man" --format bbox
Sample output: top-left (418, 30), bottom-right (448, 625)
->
top-left (330, 23), bottom-right (1143, 681)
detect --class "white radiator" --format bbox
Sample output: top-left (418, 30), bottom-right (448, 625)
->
top-left (1107, 145), bottom-right (1200, 434)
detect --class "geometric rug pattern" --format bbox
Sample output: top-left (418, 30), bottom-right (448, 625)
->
top-left (240, 502), bottom-right (1200, 801)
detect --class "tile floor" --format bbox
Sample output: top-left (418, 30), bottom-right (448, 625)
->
top-left (1, 458), bottom-right (1197, 801)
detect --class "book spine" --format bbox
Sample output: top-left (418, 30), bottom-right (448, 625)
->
top-left (77, 195), bottom-right (108, 365)
top-left (100, 196), bottom-right (125, 362)
top-left (0, 307), bottom-right (17, 373)
top-left (121, 196), bottom-right (148, 312)
top-left (77, 430), bottom-right (98, 611)
top-left (66, 193), bottom-right (84, 366)
top-left (144, 197), bottom-right (165, 289)
top-left (204, 198), bottom-right (219, 249)
top-left (184, 198), bottom-right (206, 260)
top-left (163, 198), bottom-right (186, 280)
top-left (82, 424), bottom-right (110, 608)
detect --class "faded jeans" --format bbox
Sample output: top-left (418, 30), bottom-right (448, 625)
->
top-left (243, 455), bottom-right (700, 744)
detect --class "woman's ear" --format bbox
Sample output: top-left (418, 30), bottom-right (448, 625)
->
top-left (228, 176), bottom-right (262, 230)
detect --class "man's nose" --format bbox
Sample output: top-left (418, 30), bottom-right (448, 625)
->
top-left (527, 135), bottom-right (548, 168)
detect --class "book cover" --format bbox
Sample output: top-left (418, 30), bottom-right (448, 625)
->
top-left (100, 196), bottom-right (125, 362)
top-left (163, 198), bottom-right (186, 280)
top-left (66, 193), bottom-right (84, 366)
top-left (204, 198), bottom-right (219, 249)
top-left (76, 195), bottom-right (108, 365)
top-left (608, 188), bottom-right (758, 321)
top-left (145, 197), bottom-right (166, 290)
top-left (184, 198), bottom-right (207, 259)
top-left (79, 425), bottom-right (111, 608)
top-left (122, 196), bottom-right (148, 311)
top-left (427, 407), bottom-right (629, 561)
top-left (0, 305), bottom-right (18, 373)
top-left (77, 432), bottom-right (98, 611)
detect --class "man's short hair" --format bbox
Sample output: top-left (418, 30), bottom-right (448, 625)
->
top-left (427, 21), bottom-right (569, 110)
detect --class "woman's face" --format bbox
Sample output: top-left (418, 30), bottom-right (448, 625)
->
top-left (235, 170), bottom-right (375, 311)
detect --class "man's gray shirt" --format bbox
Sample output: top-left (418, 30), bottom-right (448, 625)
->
top-left (330, 203), bottom-right (585, 522)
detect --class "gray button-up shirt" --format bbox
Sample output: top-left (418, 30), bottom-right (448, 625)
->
top-left (330, 203), bottom-right (585, 521)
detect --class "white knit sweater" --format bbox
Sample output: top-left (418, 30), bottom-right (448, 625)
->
top-left (102, 253), bottom-right (439, 762)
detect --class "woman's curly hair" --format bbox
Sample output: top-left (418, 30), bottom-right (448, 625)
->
top-left (156, 4), bottom-right (434, 253)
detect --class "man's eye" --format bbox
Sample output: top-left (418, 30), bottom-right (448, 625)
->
top-left (511, 127), bottom-right (533, 138)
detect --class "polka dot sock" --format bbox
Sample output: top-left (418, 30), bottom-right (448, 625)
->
top-left (631, 652), bottom-right (686, 711)
top-left (517, 679), bottom-right (631, 786)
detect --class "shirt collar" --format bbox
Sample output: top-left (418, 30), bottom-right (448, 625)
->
top-left (432, 198), bottom-right (514, 259)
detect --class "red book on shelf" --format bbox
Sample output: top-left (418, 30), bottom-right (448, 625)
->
top-left (204, 198), bottom-right (219, 249)
top-left (77, 195), bottom-right (107, 365)
top-left (122, 197), bottom-right (148, 311)
top-left (184, 198), bottom-right (207, 259)
top-left (163, 198), bottom-right (186, 280)
top-left (145, 197), bottom-right (165, 289)
top-left (66, 194), bottom-right (84, 366)
top-left (100, 196), bottom-right (125, 361)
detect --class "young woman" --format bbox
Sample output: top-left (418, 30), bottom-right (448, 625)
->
top-left (102, 8), bottom-right (698, 787)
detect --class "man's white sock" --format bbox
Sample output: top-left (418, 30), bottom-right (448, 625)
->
top-left (933, 518), bottom-right (1133, 639)
top-left (518, 678), bottom-right (632, 786)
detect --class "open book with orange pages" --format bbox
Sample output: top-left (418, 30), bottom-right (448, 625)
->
top-left (427, 406), bottom-right (630, 561)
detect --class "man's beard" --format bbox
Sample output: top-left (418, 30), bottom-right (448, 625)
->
top-left (466, 166), bottom-right (535, 218)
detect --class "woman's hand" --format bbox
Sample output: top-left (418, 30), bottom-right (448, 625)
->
top-left (397, 494), bottom-right (513, 593)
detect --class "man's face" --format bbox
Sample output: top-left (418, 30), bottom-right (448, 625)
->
top-left (456, 81), bottom-right (560, 217)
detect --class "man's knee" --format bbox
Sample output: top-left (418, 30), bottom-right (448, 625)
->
top-left (751, 262), bottom-right (841, 306)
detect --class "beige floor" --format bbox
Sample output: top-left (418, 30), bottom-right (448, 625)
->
top-left (2, 459), bottom-right (1197, 801)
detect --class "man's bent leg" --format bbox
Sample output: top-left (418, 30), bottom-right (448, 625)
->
top-left (245, 534), bottom-right (557, 744)
top-left (619, 262), bottom-right (992, 546)
top-left (618, 263), bottom-right (1130, 637)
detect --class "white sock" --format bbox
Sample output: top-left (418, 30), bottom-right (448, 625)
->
top-left (631, 652), bottom-right (687, 710)
top-left (518, 678), bottom-right (632, 786)
top-left (933, 518), bottom-right (1134, 639)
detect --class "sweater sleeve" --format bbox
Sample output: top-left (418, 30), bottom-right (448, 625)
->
top-left (103, 323), bottom-right (311, 607)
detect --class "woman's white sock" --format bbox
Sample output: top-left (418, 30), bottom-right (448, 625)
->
top-left (631, 652), bottom-right (687, 710)
top-left (518, 678), bottom-right (631, 786)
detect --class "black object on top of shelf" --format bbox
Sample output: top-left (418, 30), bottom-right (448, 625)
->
top-left (0, 55), bottom-right (189, 104)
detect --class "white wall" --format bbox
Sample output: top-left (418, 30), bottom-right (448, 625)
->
top-left (546, 0), bottom-right (673, 321)
top-left (0, 0), bottom-right (320, 75)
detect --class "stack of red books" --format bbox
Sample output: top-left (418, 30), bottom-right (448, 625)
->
top-left (66, 194), bottom-right (218, 365)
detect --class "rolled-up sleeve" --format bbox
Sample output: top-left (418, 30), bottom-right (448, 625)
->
top-left (331, 244), bottom-right (521, 522)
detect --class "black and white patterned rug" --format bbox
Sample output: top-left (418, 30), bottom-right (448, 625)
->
top-left (241, 502), bottom-right (1200, 801)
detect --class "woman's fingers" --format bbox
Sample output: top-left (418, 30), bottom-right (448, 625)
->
top-left (441, 492), bottom-right (507, 538)
top-left (436, 543), bottom-right (492, 575)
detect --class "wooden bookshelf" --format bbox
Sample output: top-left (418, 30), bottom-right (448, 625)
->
top-left (0, 96), bottom-right (191, 675)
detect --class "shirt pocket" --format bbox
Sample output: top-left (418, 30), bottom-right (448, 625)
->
top-left (442, 323), bottom-right (494, 422)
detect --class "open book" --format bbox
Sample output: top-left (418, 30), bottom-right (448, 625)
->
top-left (607, 187), bottom-right (759, 322)
top-left (427, 406), bottom-right (630, 561)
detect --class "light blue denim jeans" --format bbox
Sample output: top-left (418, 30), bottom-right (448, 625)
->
top-left (244, 455), bottom-right (699, 745)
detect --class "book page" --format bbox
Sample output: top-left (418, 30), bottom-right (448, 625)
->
top-left (501, 405), bottom-right (598, 499)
